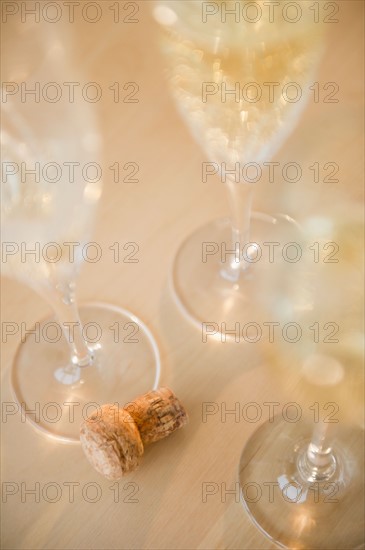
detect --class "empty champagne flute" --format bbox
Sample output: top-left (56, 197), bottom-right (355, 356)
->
top-left (238, 211), bottom-right (364, 548)
top-left (1, 19), bottom-right (160, 443)
top-left (153, 0), bottom-right (324, 330)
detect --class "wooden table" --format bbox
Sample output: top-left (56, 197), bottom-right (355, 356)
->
top-left (1, 1), bottom-right (363, 548)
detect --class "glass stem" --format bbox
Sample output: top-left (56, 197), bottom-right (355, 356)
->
top-left (298, 422), bottom-right (337, 483)
top-left (222, 180), bottom-right (255, 282)
top-left (43, 282), bottom-right (93, 369)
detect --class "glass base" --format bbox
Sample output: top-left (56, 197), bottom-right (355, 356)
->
top-left (11, 302), bottom-right (161, 443)
top-left (238, 416), bottom-right (365, 549)
top-left (170, 214), bottom-right (301, 335)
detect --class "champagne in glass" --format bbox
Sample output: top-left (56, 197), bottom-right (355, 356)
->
top-left (153, 0), bottom-right (325, 329)
top-left (238, 212), bottom-right (364, 549)
top-left (1, 19), bottom-right (160, 443)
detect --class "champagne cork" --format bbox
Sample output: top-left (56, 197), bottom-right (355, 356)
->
top-left (80, 388), bottom-right (188, 480)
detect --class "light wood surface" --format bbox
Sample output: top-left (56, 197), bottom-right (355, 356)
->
top-left (1, 2), bottom-right (364, 549)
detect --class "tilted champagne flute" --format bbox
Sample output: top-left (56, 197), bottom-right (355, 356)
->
top-left (238, 210), bottom-right (364, 548)
top-left (1, 19), bottom-right (160, 443)
top-left (153, 0), bottom-right (324, 330)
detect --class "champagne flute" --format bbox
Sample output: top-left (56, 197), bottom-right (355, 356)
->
top-left (238, 211), bottom-right (364, 548)
top-left (153, 0), bottom-right (324, 330)
top-left (1, 19), bottom-right (160, 443)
